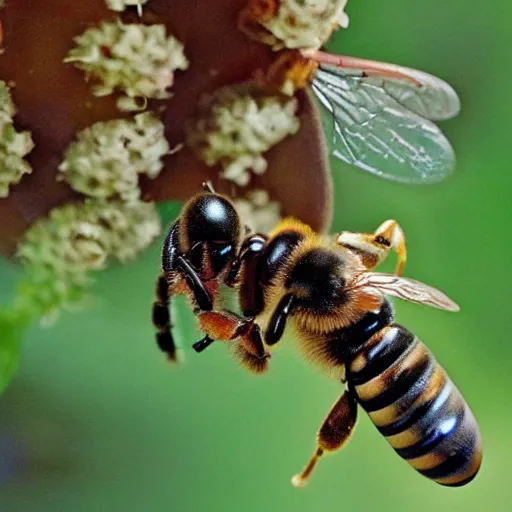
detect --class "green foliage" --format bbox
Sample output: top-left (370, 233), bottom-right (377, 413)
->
top-left (0, 307), bottom-right (30, 394)
top-left (0, 199), bottom-right (165, 395)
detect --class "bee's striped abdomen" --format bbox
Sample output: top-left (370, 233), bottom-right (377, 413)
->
top-left (346, 324), bottom-right (482, 486)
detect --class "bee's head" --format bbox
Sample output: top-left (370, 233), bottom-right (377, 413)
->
top-left (181, 192), bottom-right (241, 275)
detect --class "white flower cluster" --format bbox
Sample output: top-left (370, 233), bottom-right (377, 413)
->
top-left (58, 112), bottom-right (169, 201)
top-left (186, 84), bottom-right (300, 186)
top-left (234, 190), bottom-right (281, 234)
top-left (257, 0), bottom-right (349, 50)
top-left (65, 21), bottom-right (189, 110)
top-left (17, 199), bottom-right (161, 320)
top-left (0, 81), bottom-right (34, 197)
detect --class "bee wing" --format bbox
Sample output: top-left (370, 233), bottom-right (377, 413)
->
top-left (311, 64), bottom-right (457, 184)
top-left (355, 272), bottom-right (460, 312)
top-left (317, 58), bottom-right (460, 121)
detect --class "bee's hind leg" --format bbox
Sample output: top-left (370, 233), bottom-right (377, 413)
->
top-left (292, 388), bottom-right (358, 488)
top-left (336, 220), bottom-right (407, 275)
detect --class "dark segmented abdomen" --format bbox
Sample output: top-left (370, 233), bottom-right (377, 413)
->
top-left (346, 324), bottom-right (482, 486)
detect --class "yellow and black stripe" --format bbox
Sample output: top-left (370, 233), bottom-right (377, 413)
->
top-left (346, 323), bottom-right (482, 486)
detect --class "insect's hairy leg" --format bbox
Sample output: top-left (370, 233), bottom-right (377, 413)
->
top-left (197, 311), bottom-right (270, 374)
top-left (292, 388), bottom-right (358, 488)
top-left (265, 293), bottom-right (295, 346)
top-left (336, 219), bottom-right (407, 276)
top-left (152, 272), bottom-right (178, 361)
top-left (153, 221), bottom-right (215, 360)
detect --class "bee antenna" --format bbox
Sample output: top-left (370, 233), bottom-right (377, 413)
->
top-left (202, 181), bottom-right (216, 194)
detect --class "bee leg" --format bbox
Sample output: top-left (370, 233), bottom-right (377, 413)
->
top-left (225, 234), bottom-right (267, 317)
top-left (175, 255), bottom-right (213, 311)
top-left (197, 311), bottom-right (270, 374)
top-left (192, 335), bottom-right (215, 353)
top-left (232, 320), bottom-right (270, 374)
top-left (152, 273), bottom-right (178, 362)
top-left (265, 293), bottom-right (295, 345)
top-left (163, 222), bottom-right (214, 312)
top-left (336, 219), bottom-right (407, 275)
top-left (154, 222), bottom-right (214, 362)
top-left (291, 388), bottom-right (358, 488)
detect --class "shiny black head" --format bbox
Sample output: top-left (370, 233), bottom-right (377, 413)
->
top-left (286, 248), bottom-right (347, 311)
top-left (181, 193), bottom-right (242, 275)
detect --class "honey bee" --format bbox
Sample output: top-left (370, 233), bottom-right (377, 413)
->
top-left (239, 2), bottom-right (461, 184)
top-left (152, 184), bottom-right (482, 487)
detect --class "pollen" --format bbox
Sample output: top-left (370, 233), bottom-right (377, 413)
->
top-left (16, 199), bottom-right (161, 320)
top-left (58, 112), bottom-right (170, 201)
top-left (64, 21), bottom-right (189, 110)
top-left (185, 84), bottom-right (299, 187)
top-left (234, 189), bottom-right (281, 233)
top-left (240, 0), bottom-right (349, 51)
top-left (0, 81), bottom-right (34, 198)
top-left (105, 0), bottom-right (148, 13)
top-left (267, 50), bottom-right (319, 95)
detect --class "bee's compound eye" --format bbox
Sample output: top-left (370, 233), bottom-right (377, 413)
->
top-left (208, 242), bottom-right (236, 275)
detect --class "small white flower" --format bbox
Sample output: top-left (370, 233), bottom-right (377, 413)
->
top-left (234, 190), bottom-right (281, 234)
top-left (105, 0), bottom-right (148, 15)
top-left (58, 112), bottom-right (170, 201)
top-left (186, 84), bottom-right (299, 187)
top-left (245, 0), bottom-right (350, 51)
top-left (0, 81), bottom-right (34, 197)
top-left (17, 199), bottom-right (161, 320)
top-left (64, 21), bottom-right (189, 110)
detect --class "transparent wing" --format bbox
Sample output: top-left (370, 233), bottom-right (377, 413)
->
top-left (354, 272), bottom-right (460, 312)
top-left (312, 56), bottom-right (460, 120)
top-left (367, 65), bottom-right (459, 121)
top-left (311, 65), bottom-right (457, 184)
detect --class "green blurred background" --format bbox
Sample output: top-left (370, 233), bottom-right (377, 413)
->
top-left (1, 0), bottom-right (511, 510)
